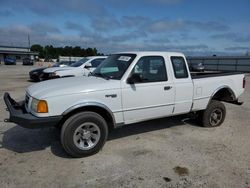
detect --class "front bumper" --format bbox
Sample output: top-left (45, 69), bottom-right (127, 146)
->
top-left (4, 92), bottom-right (62, 129)
top-left (41, 73), bottom-right (60, 80)
top-left (29, 72), bottom-right (40, 81)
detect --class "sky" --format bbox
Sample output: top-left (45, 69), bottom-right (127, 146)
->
top-left (0, 0), bottom-right (250, 55)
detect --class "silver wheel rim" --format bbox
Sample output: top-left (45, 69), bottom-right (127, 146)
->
top-left (209, 108), bottom-right (223, 126)
top-left (73, 122), bottom-right (101, 150)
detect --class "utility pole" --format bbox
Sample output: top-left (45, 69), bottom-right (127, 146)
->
top-left (28, 34), bottom-right (30, 52)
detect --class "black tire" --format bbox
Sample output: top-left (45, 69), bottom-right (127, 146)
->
top-left (202, 100), bottom-right (226, 127)
top-left (61, 111), bottom-right (108, 157)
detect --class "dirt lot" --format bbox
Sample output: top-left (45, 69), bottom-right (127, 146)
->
top-left (0, 65), bottom-right (249, 188)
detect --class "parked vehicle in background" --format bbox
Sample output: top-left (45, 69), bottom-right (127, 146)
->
top-left (4, 57), bottom-right (16, 65)
top-left (42, 56), bottom-right (107, 80)
top-left (22, 58), bottom-right (34, 66)
top-left (4, 51), bottom-right (245, 157)
top-left (189, 62), bottom-right (205, 72)
top-left (29, 61), bottom-right (75, 82)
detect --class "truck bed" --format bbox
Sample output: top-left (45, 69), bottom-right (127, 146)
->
top-left (191, 71), bottom-right (243, 79)
top-left (191, 71), bottom-right (245, 112)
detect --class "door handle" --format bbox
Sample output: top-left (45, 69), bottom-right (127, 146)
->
top-left (164, 86), bottom-right (172, 90)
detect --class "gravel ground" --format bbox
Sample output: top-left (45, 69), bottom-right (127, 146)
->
top-left (0, 65), bottom-right (249, 188)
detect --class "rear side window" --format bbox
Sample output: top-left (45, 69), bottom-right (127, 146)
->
top-left (171, 56), bottom-right (188, 78)
top-left (91, 58), bottom-right (105, 68)
top-left (131, 56), bottom-right (168, 83)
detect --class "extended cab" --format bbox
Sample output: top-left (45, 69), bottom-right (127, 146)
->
top-left (42, 56), bottom-right (107, 80)
top-left (4, 52), bottom-right (245, 157)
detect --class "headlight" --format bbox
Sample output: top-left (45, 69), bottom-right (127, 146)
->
top-left (31, 98), bottom-right (48, 113)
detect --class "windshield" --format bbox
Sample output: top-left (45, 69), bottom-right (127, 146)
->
top-left (92, 54), bottom-right (136, 80)
top-left (70, 58), bottom-right (88, 67)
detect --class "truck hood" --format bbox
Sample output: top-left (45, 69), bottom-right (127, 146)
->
top-left (43, 67), bottom-right (76, 73)
top-left (26, 76), bottom-right (121, 99)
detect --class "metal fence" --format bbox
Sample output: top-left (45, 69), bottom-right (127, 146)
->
top-left (186, 56), bottom-right (250, 72)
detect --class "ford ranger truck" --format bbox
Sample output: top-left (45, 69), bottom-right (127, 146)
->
top-left (4, 52), bottom-right (246, 157)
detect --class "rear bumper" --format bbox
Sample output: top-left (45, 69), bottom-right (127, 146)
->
top-left (227, 99), bottom-right (244, 105)
top-left (4, 92), bottom-right (62, 129)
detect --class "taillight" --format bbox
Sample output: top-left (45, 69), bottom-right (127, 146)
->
top-left (243, 77), bottom-right (246, 88)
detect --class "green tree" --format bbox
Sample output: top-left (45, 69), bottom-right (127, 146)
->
top-left (72, 46), bottom-right (82, 56)
top-left (31, 44), bottom-right (44, 58)
top-left (31, 44), bottom-right (101, 59)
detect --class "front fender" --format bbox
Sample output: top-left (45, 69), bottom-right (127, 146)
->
top-left (62, 101), bottom-right (116, 125)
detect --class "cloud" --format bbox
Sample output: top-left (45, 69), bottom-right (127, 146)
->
top-left (122, 16), bottom-right (150, 28)
top-left (109, 30), bottom-right (148, 42)
top-left (145, 19), bottom-right (230, 33)
top-left (0, 23), bottom-right (213, 55)
top-left (88, 15), bottom-right (230, 36)
top-left (97, 16), bottom-right (230, 34)
top-left (29, 22), bottom-right (61, 35)
top-left (211, 33), bottom-right (250, 42)
top-left (0, 0), bottom-right (107, 17)
top-left (0, 22), bottom-right (60, 40)
top-left (225, 46), bottom-right (250, 51)
top-left (146, 19), bottom-right (186, 33)
top-left (0, 23), bottom-right (61, 46)
top-left (0, 25), bottom-right (31, 46)
top-left (65, 21), bottom-right (86, 32)
top-left (91, 17), bottom-right (121, 32)
top-left (187, 21), bottom-right (230, 31)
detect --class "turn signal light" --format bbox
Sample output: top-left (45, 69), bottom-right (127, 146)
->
top-left (37, 100), bottom-right (48, 113)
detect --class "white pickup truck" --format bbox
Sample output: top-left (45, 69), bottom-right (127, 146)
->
top-left (42, 56), bottom-right (107, 80)
top-left (4, 51), bottom-right (246, 157)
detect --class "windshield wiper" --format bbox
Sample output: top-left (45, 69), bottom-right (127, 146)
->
top-left (89, 72), bottom-right (110, 80)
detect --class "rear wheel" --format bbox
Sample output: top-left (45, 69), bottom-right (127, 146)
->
top-left (61, 111), bottom-right (108, 157)
top-left (202, 100), bottom-right (226, 127)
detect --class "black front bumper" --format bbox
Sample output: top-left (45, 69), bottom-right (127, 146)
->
top-left (29, 72), bottom-right (40, 81)
top-left (41, 73), bottom-right (60, 80)
top-left (4, 92), bottom-right (62, 129)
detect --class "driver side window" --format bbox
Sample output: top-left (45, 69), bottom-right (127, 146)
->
top-left (130, 56), bottom-right (168, 83)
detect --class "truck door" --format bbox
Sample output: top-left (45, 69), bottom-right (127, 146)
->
top-left (121, 56), bottom-right (175, 124)
top-left (170, 56), bottom-right (193, 114)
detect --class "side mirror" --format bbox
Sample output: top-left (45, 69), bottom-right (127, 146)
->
top-left (84, 62), bottom-right (92, 69)
top-left (127, 76), bottom-right (134, 84)
top-left (127, 73), bottom-right (141, 84)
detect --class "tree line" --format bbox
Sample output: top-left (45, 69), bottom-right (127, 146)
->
top-left (31, 44), bottom-right (103, 59)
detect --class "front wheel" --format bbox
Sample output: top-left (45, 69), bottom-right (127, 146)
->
top-left (202, 100), bottom-right (226, 127)
top-left (61, 111), bottom-right (108, 157)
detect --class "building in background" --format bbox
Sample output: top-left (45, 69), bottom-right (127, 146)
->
top-left (0, 46), bottom-right (38, 64)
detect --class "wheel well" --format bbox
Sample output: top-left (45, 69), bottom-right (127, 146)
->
top-left (211, 88), bottom-right (236, 102)
top-left (59, 106), bottom-right (115, 130)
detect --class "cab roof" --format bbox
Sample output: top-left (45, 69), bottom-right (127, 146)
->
top-left (117, 51), bottom-right (185, 57)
